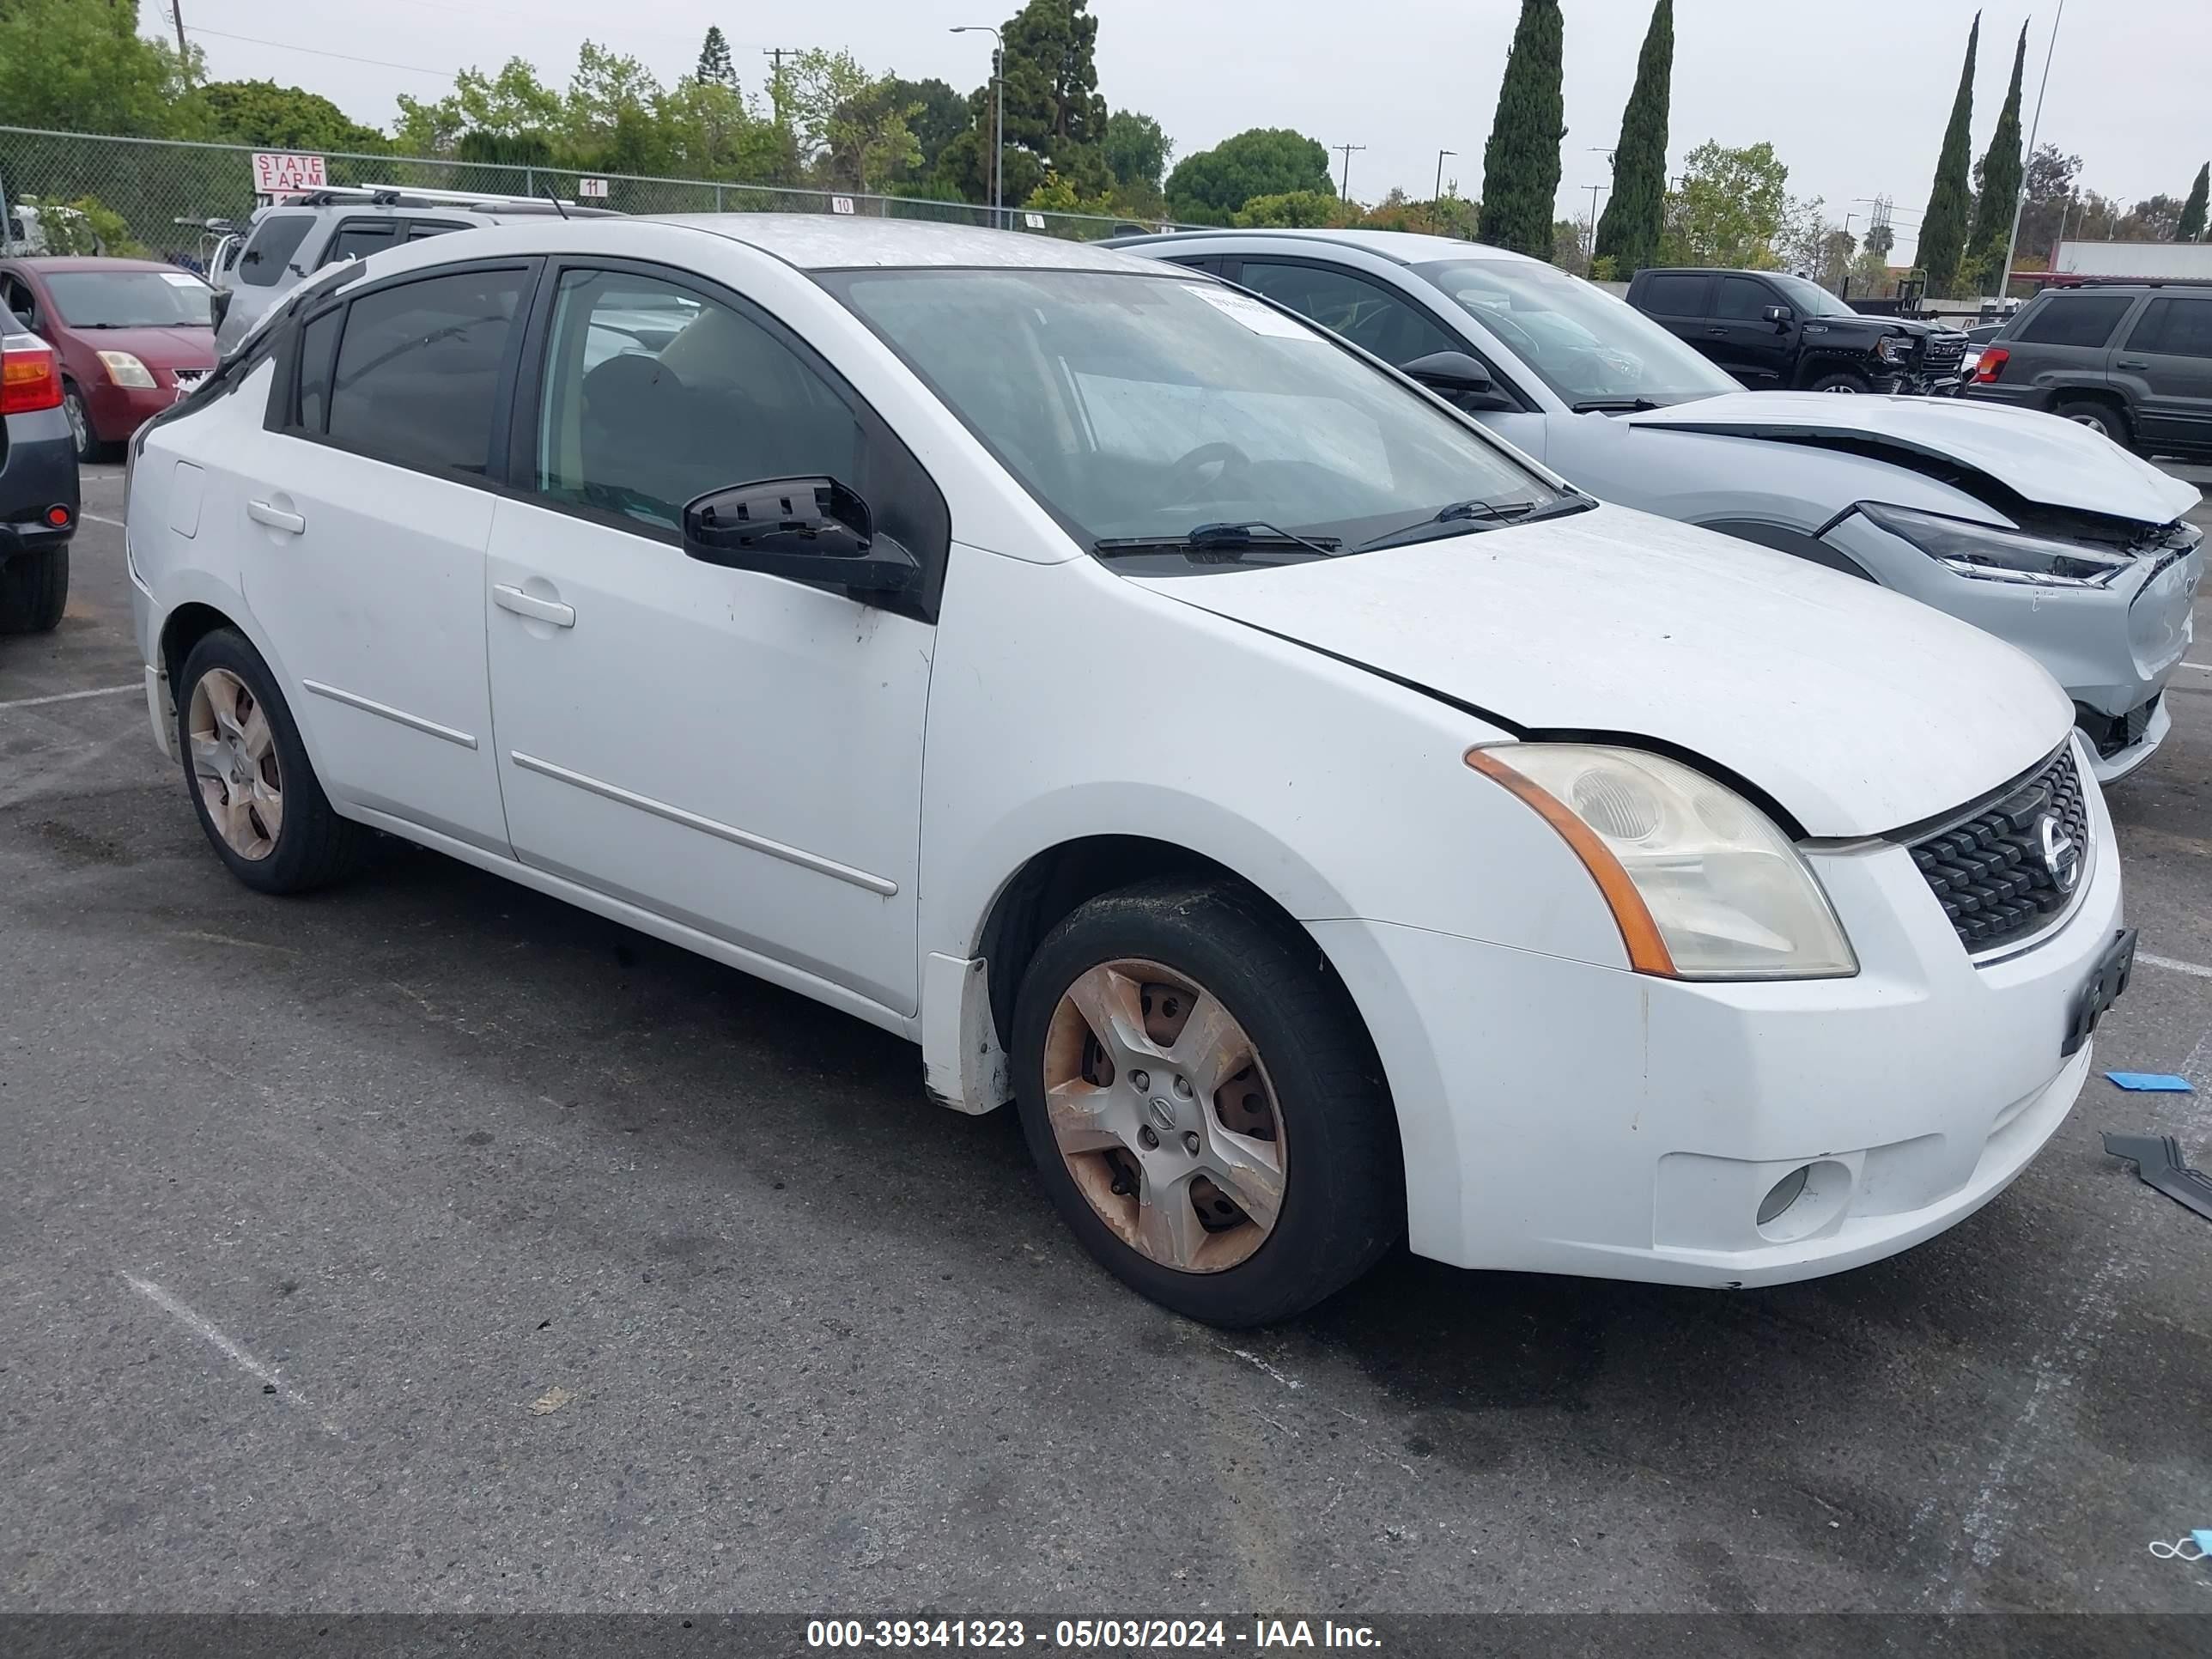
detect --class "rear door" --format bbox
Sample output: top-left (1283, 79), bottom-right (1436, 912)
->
top-left (233, 259), bottom-right (534, 854)
top-left (2007, 289), bottom-right (2139, 397)
top-left (1629, 271), bottom-right (1716, 360)
top-left (2115, 295), bottom-right (2212, 453)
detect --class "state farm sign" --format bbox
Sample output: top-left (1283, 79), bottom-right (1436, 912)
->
top-left (252, 152), bottom-right (327, 195)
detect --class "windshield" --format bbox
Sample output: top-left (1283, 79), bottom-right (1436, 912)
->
top-left (1413, 258), bottom-right (1739, 406)
top-left (44, 270), bottom-right (213, 329)
top-left (1765, 274), bottom-right (1857, 318)
top-left (823, 268), bottom-right (1558, 560)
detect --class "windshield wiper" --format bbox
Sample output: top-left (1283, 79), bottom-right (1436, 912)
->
top-left (1094, 520), bottom-right (1343, 561)
top-left (1571, 396), bottom-right (1666, 412)
top-left (1356, 494), bottom-right (1593, 553)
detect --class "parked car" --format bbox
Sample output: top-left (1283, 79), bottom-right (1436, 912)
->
top-left (0, 299), bottom-right (76, 633)
top-left (212, 185), bottom-right (617, 356)
top-left (0, 257), bottom-right (216, 461)
top-left (1624, 266), bottom-right (1969, 394)
top-left (1965, 282), bottom-right (2212, 459)
top-left (3, 203), bottom-right (105, 257)
top-left (128, 216), bottom-right (2133, 1326)
top-left (1954, 320), bottom-right (2007, 391)
top-left (1110, 229), bottom-right (2202, 780)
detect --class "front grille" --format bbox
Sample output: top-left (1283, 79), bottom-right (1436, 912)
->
top-left (1920, 335), bottom-right (1966, 374)
top-left (1909, 747), bottom-right (2090, 955)
top-left (171, 368), bottom-right (208, 388)
top-left (2074, 696), bottom-right (2161, 759)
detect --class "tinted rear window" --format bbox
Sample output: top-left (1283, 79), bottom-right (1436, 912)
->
top-left (325, 269), bottom-right (526, 477)
top-left (2126, 295), bottom-right (2212, 359)
top-left (239, 214), bottom-right (314, 287)
top-left (323, 220), bottom-right (400, 266)
top-left (1638, 273), bottom-right (1709, 316)
top-left (2016, 294), bottom-right (2136, 349)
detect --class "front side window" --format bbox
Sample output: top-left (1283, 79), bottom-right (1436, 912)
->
top-left (2127, 296), bottom-right (2212, 360)
top-left (325, 267), bottom-right (526, 477)
top-left (1764, 274), bottom-right (1856, 318)
top-left (1232, 262), bottom-right (1461, 367)
top-left (1714, 276), bottom-right (1773, 320)
top-left (2017, 293), bottom-right (2137, 349)
top-left (239, 214), bottom-right (313, 287)
top-left (827, 268), bottom-right (1559, 559)
top-left (42, 270), bottom-right (213, 329)
top-left (534, 268), bottom-right (860, 531)
top-left (1417, 259), bottom-right (1741, 405)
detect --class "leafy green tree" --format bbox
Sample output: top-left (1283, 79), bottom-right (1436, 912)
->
top-left (696, 27), bottom-right (736, 88)
top-left (661, 76), bottom-right (792, 185)
top-left (1966, 21), bottom-right (2027, 289)
top-left (885, 77), bottom-right (969, 179)
top-left (185, 80), bottom-right (388, 153)
top-left (935, 0), bottom-right (1111, 203)
top-left (0, 0), bottom-right (196, 137)
top-left (454, 129), bottom-right (553, 169)
top-left (2178, 163), bottom-right (2209, 241)
top-left (787, 52), bottom-right (921, 193)
top-left (563, 41), bottom-right (667, 171)
top-left (1103, 110), bottom-right (1171, 198)
top-left (394, 58), bottom-right (562, 155)
top-left (1476, 0), bottom-right (1565, 258)
top-left (1592, 0), bottom-right (1671, 276)
top-left (1362, 188), bottom-right (1477, 239)
top-left (1164, 128), bottom-right (1332, 224)
top-left (1917, 11), bottom-right (1979, 296)
top-left (15, 193), bottom-right (144, 257)
top-left (1233, 190), bottom-right (1361, 229)
top-left (1659, 139), bottom-right (1788, 266)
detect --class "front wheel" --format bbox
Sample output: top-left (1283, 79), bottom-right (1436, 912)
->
top-left (1012, 880), bottom-right (1402, 1327)
top-left (61, 385), bottom-right (101, 463)
top-left (1806, 370), bottom-right (1871, 393)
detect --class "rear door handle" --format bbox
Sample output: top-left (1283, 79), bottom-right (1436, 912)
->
top-left (493, 583), bottom-right (575, 628)
top-left (2115, 358), bottom-right (2149, 370)
top-left (246, 499), bottom-right (305, 534)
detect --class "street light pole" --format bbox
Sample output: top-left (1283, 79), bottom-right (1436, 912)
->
top-left (2000, 0), bottom-right (2065, 302)
top-left (1332, 143), bottom-right (1365, 202)
top-left (1583, 182), bottom-right (1605, 272)
top-left (1435, 149), bottom-right (1455, 200)
top-left (950, 26), bottom-right (1004, 228)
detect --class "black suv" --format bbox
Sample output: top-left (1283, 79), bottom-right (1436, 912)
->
top-left (1627, 267), bottom-right (1966, 394)
top-left (1, 298), bottom-right (77, 634)
top-left (1964, 283), bottom-right (2212, 457)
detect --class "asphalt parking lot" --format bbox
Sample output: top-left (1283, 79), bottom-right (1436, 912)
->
top-left (3, 462), bottom-right (2209, 1621)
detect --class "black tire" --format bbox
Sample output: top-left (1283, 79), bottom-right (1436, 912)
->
top-left (2054, 398), bottom-right (2132, 448)
top-left (1012, 878), bottom-right (1402, 1327)
top-left (0, 543), bottom-right (68, 635)
top-left (174, 627), bottom-right (365, 894)
top-left (61, 384), bottom-right (103, 463)
top-left (1806, 369), bottom-right (1871, 394)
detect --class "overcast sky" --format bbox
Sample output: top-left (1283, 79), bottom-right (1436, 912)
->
top-left (153, 0), bottom-right (2209, 258)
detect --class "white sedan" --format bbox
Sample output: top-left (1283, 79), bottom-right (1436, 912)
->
top-left (125, 216), bottom-right (2130, 1325)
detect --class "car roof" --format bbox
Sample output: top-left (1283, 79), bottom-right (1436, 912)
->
top-left (2036, 281), bottom-right (2212, 295)
top-left (1109, 227), bottom-right (1533, 267)
top-left (5, 256), bottom-right (205, 276)
top-left (641, 213), bottom-right (1176, 274)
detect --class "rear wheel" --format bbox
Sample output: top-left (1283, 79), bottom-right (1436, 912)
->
top-left (175, 629), bottom-right (364, 894)
top-left (0, 544), bottom-right (68, 634)
top-left (1806, 369), bottom-right (1871, 393)
top-left (2054, 398), bottom-right (2132, 448)
top-left (1012, 879), bottom-right (1401, 1327)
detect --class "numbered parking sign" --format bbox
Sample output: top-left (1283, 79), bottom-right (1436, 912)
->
top-left (1024, 212), bottom-right (1046, 229)
top-left (578, 179), bottom-right (609, 199)
top-left (831, 197), bottom-right (856, 216)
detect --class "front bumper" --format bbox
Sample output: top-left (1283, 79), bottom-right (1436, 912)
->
top-left (1315, 747), bottom-right (2123, 1285)
top-left (82, 377), bottom-right (197, 444)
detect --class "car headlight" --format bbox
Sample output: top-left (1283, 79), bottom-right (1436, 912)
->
top-left (96, 350), bottom-right (158, 389)
top-left (1467, 744), bottom-right (1857, 980)
top-left (1859, 501), bottom-right (2131, 587)
top-left (1875, 335), bottom-right (1911, 364)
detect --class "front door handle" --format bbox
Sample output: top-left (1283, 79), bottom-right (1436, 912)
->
top-left (247, 499), bottom-right (305, 534)
top-left (2115, 358), bottom-right (2149, 370)
top-left (493, 583), bottom-right (575, 628)
top-left (1705, 326), bottom-right (1728, 336)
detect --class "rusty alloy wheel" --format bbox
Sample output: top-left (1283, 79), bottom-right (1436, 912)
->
top-left (187, 666), bottom-right (284, 861)
top-left (1040, 958), bottom-right (1287, 1273)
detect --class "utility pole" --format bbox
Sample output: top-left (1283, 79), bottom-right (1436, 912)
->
top-left (1583, 183), bottom-right (1605, 272)
top-left (2000, 0), bottom-right (2065, 304)
top-left (950, 27), bottom-right (1005, 229)
top-left (1435, 149), bottom-right (1455, 201)
top-left (171, 2), bottom-right (192, 83)
top-left (1332, 143), bottom-right (1364, 202)
top-left (761, 47), bottom-right (802, 127)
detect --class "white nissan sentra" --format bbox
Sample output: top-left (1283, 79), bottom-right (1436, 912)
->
top-left (125, 217), bottom-right (2133, 1326)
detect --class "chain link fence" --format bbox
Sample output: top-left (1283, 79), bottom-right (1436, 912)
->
top-left (0, 126), bottom-right (1177, 270)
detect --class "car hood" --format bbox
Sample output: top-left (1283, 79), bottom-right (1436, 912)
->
top-left (1128, 503), bottom-right (2071, 838)
top-left (1623, 391), bottom-right (2199, 522)
top-left (63, 325), bottom-right (216, 368)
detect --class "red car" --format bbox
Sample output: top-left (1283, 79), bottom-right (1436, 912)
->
top-left (0, 257), bottom-right (217, 461)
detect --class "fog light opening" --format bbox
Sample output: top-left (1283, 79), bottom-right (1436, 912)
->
top-left (1758, 1165), bottom-right (1810, 1226)
top-left (1755, 1158), bottom-right (1854, 1243)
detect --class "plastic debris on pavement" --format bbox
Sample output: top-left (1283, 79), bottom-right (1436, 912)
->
top-left (2104, 1072), bottom-right (2195, 1092)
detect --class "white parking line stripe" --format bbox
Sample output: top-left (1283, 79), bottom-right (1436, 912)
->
top-left (2141, 951), bottom-right (2212, 981)
top-left (2182, 661), bottom-right (2211, 674)
top-left (0, 683), bottom-right (140, 711)
top-left (122, 1273), bottom-right (343, 1438)
top-left (79, 511), bottom-right (126, 528)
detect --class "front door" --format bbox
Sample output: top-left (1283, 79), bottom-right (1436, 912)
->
top-left (483, 262), bottom-right (939, 1014)
top-left (2117, 294), bottom-right (2212, 453)
top-left (1707, 274), bottom-right (1794, 386)
top-left (234, 261), bottom-right (532, 854)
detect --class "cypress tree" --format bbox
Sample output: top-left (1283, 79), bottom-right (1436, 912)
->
top-left (2179, 163), bottom-right (2209, 241)
top-left (1917, 12), bottom-right (1979, 296)
top-left (1593, 0), bottom-right (1672, 276)
top-left (1966, 22), bottom-right (2027, 285)
top-left (1476, 0), bottom-right (1566, 258)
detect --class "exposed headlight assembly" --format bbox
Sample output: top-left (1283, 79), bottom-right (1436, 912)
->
top-left (1859, 501), bottom-right (2134, 587)
top-left (1467, 744), bottom-right (1857, 981)
top-left (96, 350), bottom-right (158, 388)
top-left (1875, 335), bottom-right (1913, 364)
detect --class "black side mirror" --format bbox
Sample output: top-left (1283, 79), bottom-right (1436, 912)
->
top-left (1762, 305), bottom-right (1792, 325)
top-left (1399, 349), bottom-right (1516, 412)
top-left (210, 289), bottom-right (232, 331)
top-left (683, 477), bottom-right (918, 595)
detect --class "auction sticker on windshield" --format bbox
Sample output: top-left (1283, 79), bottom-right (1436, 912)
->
top-left (1182, 284), bottom-right (1319, 340)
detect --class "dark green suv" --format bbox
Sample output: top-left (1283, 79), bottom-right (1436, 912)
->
top-left (1966, 283), bottom-right (2212, 458)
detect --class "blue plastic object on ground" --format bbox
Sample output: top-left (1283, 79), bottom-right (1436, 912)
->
top-left (2105, 1072), bottom-right (2194, 1092)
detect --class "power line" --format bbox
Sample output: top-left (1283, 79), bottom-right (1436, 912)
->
top-left (178, 24), bottom-right (462, 80)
